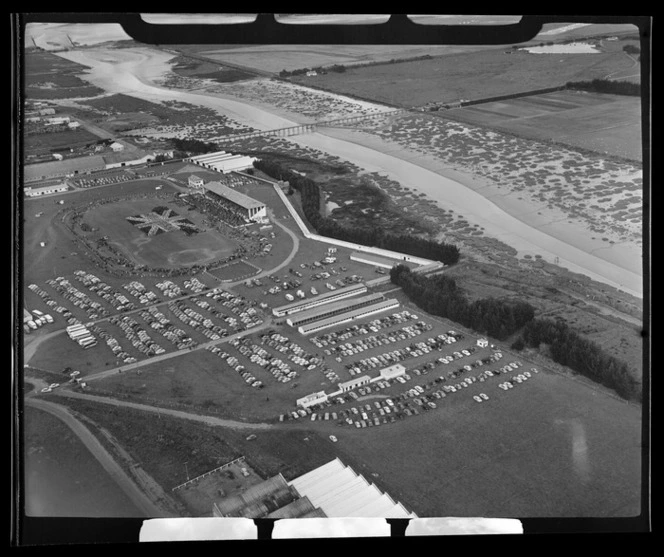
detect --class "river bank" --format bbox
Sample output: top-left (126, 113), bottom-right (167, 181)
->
top-left (54, 45), bottom-right (643, 298)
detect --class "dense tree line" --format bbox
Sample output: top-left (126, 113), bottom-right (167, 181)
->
top-left (391, 265), bottom-right (641, 402)
top-left (390, 265), bottom-right (534, 341)
top-left (520, 318), bottom-right (641, 402)
top-left (566, 78), bottom-right (640, 96)
top-left (170, 137), bottom-right (219, 154)
top-left (254, 159), bottom-right (460, 265)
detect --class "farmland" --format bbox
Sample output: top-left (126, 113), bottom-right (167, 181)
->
top-left (440, 90), bottom-right (643, 161)
top-left (289, 36), bottom-right (640, 108)
top-left (24, 49), bottom-right (106, 99)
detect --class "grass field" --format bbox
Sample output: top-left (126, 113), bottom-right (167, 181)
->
top-left (23, 405), bottom-right (142, 517)
top-left (441, 90), bottom-right (642, 161)
top-left (49, 337), bottom-right (642, 518)
top-left (24, 128), bottom-right (101, 155)
top-left (290, 39), bottom-right (640, 108)
top-left (25, 50), bottom-right (106, 99)
top-left (82, 198), bottom-right (239, 269)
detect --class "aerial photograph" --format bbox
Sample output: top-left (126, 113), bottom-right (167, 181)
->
top-left (15, 13), bottom-right (649, 542)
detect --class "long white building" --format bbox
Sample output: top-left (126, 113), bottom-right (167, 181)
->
top-left (297, 298), bottom-right (401, 336)
top-left (272, 283), bottom-right (367, 317)
top-left (186, 150), bottom-right (257, 174)
top-left (285, 292), bottom-right (385, 328)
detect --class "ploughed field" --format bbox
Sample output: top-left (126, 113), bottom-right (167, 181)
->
top-left (289, 38), bottom-right (640, 107)
top-left (441, 90), bottom-right (642, 161)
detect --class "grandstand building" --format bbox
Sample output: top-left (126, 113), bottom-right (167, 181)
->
top-left (272, 283), bottom-right (367, 317)
top-left (212, 458), bottom-right (416, 519)
top-left (186, 150), bottom-right (257, 174)
top-left (203, 180), bottom-right (267, 221)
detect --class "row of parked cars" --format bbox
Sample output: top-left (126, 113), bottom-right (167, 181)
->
top-left (123, 281), bottom-right (159, 305)
top-left (46, 277), bottom-right (110, 322)
top-left (168, 300), bottom-right (225, 342)
top-left (86, 322), bottom-right (137, 363)
top-left (325, 321), bottom-right (434, 361)
top-left (259, 332), bottom-right (322, 370)
top-left (310, 310), bottom-right (421, 348)
top-left (154, 280), bottom-right (184, 299)
top-left (140, 306), bottom-right (198, 350)
top-left (108, 314), bottom-right (166, 357)
top-left (227, 337), bottom-right (299, 384)
top-left (72, 271), bottom-right (136, 313)
top-left (203, 288), bottom-right (264, 330)
top-left (205, 345), bottom-right (264, 388)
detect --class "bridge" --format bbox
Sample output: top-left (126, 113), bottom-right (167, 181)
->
top-left (215, 108), bottom-right (407, 144)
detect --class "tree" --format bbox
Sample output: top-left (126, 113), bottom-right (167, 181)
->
top-left (511, 338), bottom-right (525, 351)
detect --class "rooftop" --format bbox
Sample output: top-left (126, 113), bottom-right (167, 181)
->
top-left (204, 180), bottom-right (265, 211)
top-left (24, 155), bottom-right (107, 181)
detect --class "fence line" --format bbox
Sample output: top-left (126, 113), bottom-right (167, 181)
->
top-left (172, 456), bottom-right (246, 492)
top-left (270, 182), bottom-right (440, 268)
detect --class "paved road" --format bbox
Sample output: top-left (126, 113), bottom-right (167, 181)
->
top-left (24, 396), bottom-right (173, 517)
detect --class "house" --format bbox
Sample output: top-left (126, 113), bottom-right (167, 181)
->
top-left (67, 121), bottom-right (81, 130)
top-left (188, 174), bottom-right (205, 189)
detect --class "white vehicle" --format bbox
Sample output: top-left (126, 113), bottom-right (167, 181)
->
top-left (49, 383), bottom-right (60, 389)
top-left (473, 395), bottom-right (483, 403)
top-left (40, 387), bottom-right (52, 393)
top-left (531, 367), bottom-right (539, 373)
top-left (479, 393), bottom-right (489, 401)
top-left (329, 435), bottom-right (338, 443)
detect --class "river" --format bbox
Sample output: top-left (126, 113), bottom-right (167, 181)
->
top-left (54, 46), bottom-right (643, 298)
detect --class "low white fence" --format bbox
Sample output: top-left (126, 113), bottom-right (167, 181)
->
top-left (171, 456), bottom-right (246, 492)
top-left (271, 183), bottom-right (439, 267)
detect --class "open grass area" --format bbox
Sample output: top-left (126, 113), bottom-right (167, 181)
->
top-left (290, 39), bottom-right (640, 107)
top-left (24, 128), bottom-right (101, 155)
top-left (442, 90), bottom-right (642, 161)
top-left (23, 405), bottom-right (143, 517)
top-left (83, 198), bottom-right (239, 269)
top-left (331, 367), bottom-right (642, 517)
top-left (25, 50), bottom-right (106, 99)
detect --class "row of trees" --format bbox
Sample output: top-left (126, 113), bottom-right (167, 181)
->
top-left (566, 78), bottom-right (640, 96)
top-left (390, 264), bottom-right (641, 402)
top-left (518, 318), bottom-right (641, 402)
top-left (254, 159), bottom-right (460, 265)
top-left (170, 137), bottom-right (219, 155)
top-left (390, 265), bottom-right (534, 341)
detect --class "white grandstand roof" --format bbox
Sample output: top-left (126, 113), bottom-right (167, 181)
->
top-left (204, 180), bottom-right (265, 211)
top-left (289, 458), bottom-right (417, 518)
